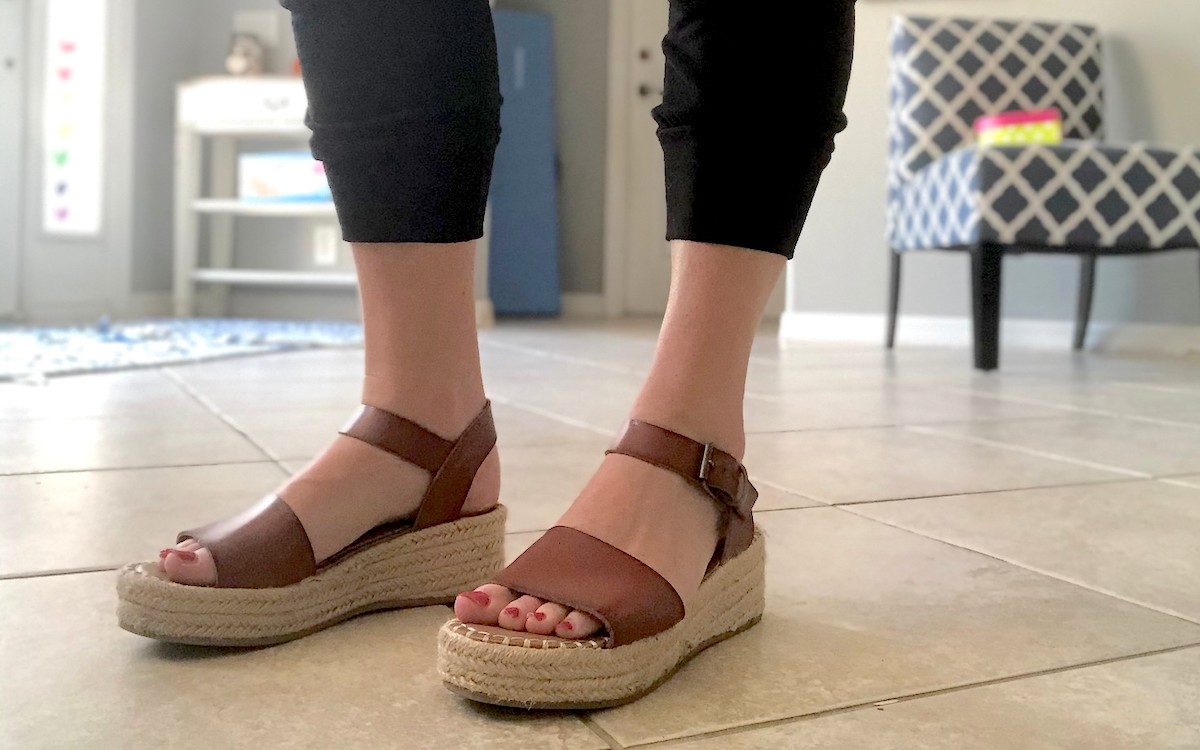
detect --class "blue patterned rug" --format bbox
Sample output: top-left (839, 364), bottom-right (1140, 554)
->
top-left (0, 318), bottom-right (364, 382)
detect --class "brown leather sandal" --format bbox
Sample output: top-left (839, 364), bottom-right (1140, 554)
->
top-left (437, 420), bottom-right (765, 709)
top-left (117, 401), bottom-right (505, 647)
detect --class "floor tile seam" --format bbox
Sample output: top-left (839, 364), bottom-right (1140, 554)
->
top-left (743, 414), bottom-right (1076, 437)
top-left (0, 458), bottom-right (283, 479)
top-left (481, 339), bottom-right (648, 377)
top-left (816, 475), bottom-right (1147, 508)
top-left (831, 504), bottom-right (1200, 629)
top-left (161, 370), bottom-right (284, 463)
top-left (487, 395), bottom-right (618, 438)
top-left (902, 424), bottom-right (1151, 478)
top-left (629, 640), bottom-right (1200, 749)
top-left (751, 477), bottom-right (830, 506)
top-left (1158, 476), bottom-right (1200, 490)
top-left (939, 386), bottom-right (1119, 416)
top-left (944, 386), bottom-right (1200, 431)
top-left (0, 564), bottom-right (118, 581)
top-left (578, 716), bottom-right (625, 750)
top-left (1109, 380), bottom-right (1200, 396)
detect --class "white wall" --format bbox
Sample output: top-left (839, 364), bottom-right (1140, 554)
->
top-left (788, 0), bottom-right (1200, 330)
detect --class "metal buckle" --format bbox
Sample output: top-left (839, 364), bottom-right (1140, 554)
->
top-left (698, 442), bottom-right (716, 483)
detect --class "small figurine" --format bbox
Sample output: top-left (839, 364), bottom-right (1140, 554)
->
top-left (225, 33), bottom-right (265, 76)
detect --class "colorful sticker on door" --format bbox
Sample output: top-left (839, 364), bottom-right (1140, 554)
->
top-left (42, 0), bottom-right (106, 235)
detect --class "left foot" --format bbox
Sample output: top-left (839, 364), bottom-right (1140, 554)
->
top-left (454, 443), bottom-right (724, 639)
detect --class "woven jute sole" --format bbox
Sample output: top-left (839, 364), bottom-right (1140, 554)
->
top-left (436, 529), bottom-right (766, 710)
top-left (116, 505), bottom-right (507, 647)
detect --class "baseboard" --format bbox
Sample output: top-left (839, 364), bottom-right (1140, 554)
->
top-left (780, 311), bottom-right (1200, 355)
top-left (560, 292), bottom-right (607, 318)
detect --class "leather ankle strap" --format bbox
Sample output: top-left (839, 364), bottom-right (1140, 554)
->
top-left (606, 420), bottom-right (757, 563)
top-left (342, 401), bottom-right (497, 530)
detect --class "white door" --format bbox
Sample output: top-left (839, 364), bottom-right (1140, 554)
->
top-left (617, 0), bottom-right (784, 317)
top-left (0, 0), bottom-right (23, 317)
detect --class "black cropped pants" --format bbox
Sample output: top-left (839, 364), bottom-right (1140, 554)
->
top-left (280, 0), bottom-right (855, 259)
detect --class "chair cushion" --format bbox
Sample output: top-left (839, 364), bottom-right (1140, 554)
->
top-left (889, 140), bottom-right (1200, 253)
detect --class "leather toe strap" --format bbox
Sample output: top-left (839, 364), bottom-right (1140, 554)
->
top-left (492, 527), bottom-right (685, 647)
top-left (177, 495), bottom-right (316, 588)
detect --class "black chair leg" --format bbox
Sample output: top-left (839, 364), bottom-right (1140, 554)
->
top-left (886, 250), bottom-right (901, 349)
top-left (970, 244), bottom-right (1003, 371)
top-left (1074, 255), bottom-right (1096, 351)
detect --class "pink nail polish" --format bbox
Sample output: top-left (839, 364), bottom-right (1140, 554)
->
top-left (175, 549), bottom-right (197, 562)
top-left (560, 620), bottom-right (574, 631)
top-left (159, 549), bottom-right (172, 559)
top-left (503, 606), bottom-right (520, 618)
top-left (531, 611), bottom-right (546, 621)
top-left (458, 590), bottom-right (490, 607)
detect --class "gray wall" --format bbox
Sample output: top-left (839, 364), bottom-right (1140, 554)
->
top-left (131, 0), bottom-right (200, 295)
top-left (787, 0), bottom-right (1200, 326)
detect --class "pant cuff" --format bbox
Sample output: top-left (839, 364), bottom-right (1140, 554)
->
top-left (658, 125), bottom-right (838, 260)
top-left (310, 111), bottom-right (500, 244)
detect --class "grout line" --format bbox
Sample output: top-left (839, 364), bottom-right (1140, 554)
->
top-left (482, 339), bottom-right (648, 377)
top-left (820, 475), bottom-right (1145, 508)
top-left (750, 476), bottom-right (830, 506)
top-left (161, 369), bottom-right (286, 463)
top-left (0, 565), bottom-right (117, 581)
top-left (489, 394), bottom-right (617, 438)
top-left (635, 640), bottom-right (1200, 748)
top-left (0, 458), bottom-right (280, 479)
top-left (834, 503), bottom-right (1200, 628)
top-left (1110, 380), bottom-right (1200, 397)
top-left (579, 716), bottom-right (625, 750)
top-left (743, 414), bottom-right (1072, 437)
top-left (943, 385), bottom-right (1200, 433)
top-left (902, 424), bottom-right (1150, 478)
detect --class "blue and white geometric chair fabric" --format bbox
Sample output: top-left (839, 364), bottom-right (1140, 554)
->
top-left (884, 16), bottom-right (1200, 369)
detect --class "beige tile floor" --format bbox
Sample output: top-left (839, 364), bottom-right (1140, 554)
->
top-left (3, 320), bottom-right (1200, 749)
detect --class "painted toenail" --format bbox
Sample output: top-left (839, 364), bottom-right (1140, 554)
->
top-left (503, 607), bottom-right (520, 618)
top-left (174, 549), bottom-right (197, 562)
top-left (159, 549), bottom-right (172, 559)
top-left (561, 620), bottom-right (573, 631)
top-left (531, 611), bottom-right (546, 621)
top-left (458, 591), bottom-right (490, 607)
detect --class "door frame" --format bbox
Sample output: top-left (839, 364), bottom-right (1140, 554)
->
top-left (601, 0), bottom-right (634, 317)
top-left (601, 0), bottom-right (785, 319)
top-left (0, 0), bottom-right (27, 319)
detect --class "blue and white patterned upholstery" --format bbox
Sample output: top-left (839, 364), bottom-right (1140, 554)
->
top-left (887, 16), bottom-right (1200, 253)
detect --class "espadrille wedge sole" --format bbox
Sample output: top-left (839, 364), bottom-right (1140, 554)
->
top-left (119, 504), bottom-right (506, 647)
top-left (438, 528), bottom-right (765, 710)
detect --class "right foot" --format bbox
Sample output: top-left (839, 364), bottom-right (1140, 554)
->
top-left (159, 405), bottom-right (500, 585)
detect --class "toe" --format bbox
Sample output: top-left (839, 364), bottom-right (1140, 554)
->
top-left (161, 546), bottom-right (217, 585)
top-left (497, 595), bottom-right (543, 631)
top-left (556, 610), bottom-right (603, 639)
top-left (525, 602), bottom-right (570, 635)
top-left (454, 584), bottom-right (517, 625)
